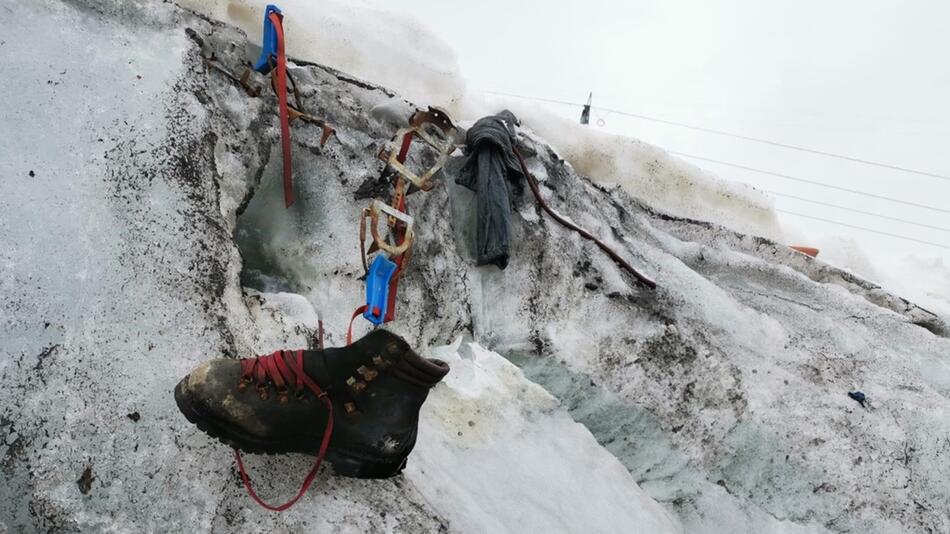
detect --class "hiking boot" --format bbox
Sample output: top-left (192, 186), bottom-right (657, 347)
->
top-left (174, 329), bottom-right (449, 478)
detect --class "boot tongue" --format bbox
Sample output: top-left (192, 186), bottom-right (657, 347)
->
top-left (392, 355), bottom-right (450, 387)
top-left (300, 348), bottom-right (337, 390)
top-left (365, 329), bottom-right (450, 387)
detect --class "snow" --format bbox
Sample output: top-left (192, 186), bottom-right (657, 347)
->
top-left (177, 0), bottom-right (464, 106)
top-left (407, 339), bottom-right (681, 534)
top-left (875, 255), bottom-right (950, 319)
top-left (0, 3), bottom-right (448, 532)
top-left (816, 239), bottom-right (950, 322)
top-left (4, 1), bottom-right (950, 533)
top-left (469, 96), bottom-right (787, 241)
top-left (233, 297), bottom-right (684, 532)
top-left (179, 0), bottom-right (786, 242)
top-left (513, 354), bottom-right (833, 534)
top-left (181, 0), bottom-right (947, 314)
top-left (1, 3), bottom-right (682, 531)
top-left (232, 57), bottom-right (950, 529)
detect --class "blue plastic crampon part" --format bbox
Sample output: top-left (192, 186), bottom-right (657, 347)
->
top-left (364, 255), bottom-right (398, 326)
top-left (253, 4), bottom-right (283, 74)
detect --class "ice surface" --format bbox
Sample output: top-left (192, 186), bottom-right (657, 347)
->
top-left (0, 3), bottom-right (448, 532)
top-left (231, 60), bottom-right (950, 530)
top-left (407, 339), bottom-right (681, 534)
top-left (511, 354), bottom-right (831, 534)
top-left (819, 240), bottom-right (950, 322)
top-left (4, 1), bottom-right (950, 533)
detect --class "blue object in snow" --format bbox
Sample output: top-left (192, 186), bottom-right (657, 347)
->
top-left (848, 391), bottom-right (867, 407)
top-left (253, 4), bottom-right (283, 74)
top-left (364, 255), bottom-right (398, 326)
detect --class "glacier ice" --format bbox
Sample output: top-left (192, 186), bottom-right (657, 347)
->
top-left (2, 1), bottom-right (950, 533)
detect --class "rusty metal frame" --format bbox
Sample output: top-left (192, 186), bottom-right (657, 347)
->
top-left (287, 106), bottom-right (335, 146)
top-left (360, 199), bottom-right (415, 268)
top-left (377, 106), bottom-right (459, 191)
top-left (204, 56), bottom-right (335, 146)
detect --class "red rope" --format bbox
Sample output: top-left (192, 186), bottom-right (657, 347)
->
top-left (268, 12), bottom-right (294, 208)
top-left (234, 350), bottom-right (334, 511)
top-left (242, 122), bottom-right (416, 511)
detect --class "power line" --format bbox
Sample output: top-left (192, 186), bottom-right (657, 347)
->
top-left (598, 107), bottom-right (950, 182)
top-left (483, 90), bottom-right (950, 182)
top-left (764, 190), bottom-right (950, 234)
top-left (777, 210), bottom-right (950, 251)
top-left (483, 90), bottom-right (949, 127)
top-left (483, 90), bottom-right (950, 251)
top-left (673, 151), bottom-right (950, 216)
top-left (483, 90), bottom-right (582, 108)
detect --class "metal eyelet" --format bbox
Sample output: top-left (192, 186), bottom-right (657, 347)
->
top-left (357, 365), bottom-right (379, 381)
top-left (237, 377), bottom-right (252, 392)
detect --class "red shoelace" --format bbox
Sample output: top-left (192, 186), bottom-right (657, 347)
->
top-left (234, 349), bottom-right (334, 511)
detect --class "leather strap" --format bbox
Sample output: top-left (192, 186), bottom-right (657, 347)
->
top-left (347, 305), bottom-right (368, 345)
top-left (512, 147), bottom-right (657, 289)
top-left (268, 11), bottom-right (294, 207)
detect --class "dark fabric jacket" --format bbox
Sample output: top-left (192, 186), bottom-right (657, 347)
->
top-left (456, 111), bottom-right (524, 269)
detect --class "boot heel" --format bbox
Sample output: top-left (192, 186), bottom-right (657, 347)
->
top-left (326, 450), bottom-right (408, 479)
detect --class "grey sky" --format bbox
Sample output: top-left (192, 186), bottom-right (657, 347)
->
top-left (394, 0), bottom-right (950, 265)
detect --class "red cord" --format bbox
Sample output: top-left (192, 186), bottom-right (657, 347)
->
top-left (268, 12), bottom-right (294, 208)
top-left (234, 350), bottom-right (334, 511)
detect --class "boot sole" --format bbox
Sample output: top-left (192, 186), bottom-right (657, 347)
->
top-left (174, 379), bottom-right (407, 479)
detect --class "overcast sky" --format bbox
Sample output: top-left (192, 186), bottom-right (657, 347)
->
top-left (393, 0), bottom-right (950, 265)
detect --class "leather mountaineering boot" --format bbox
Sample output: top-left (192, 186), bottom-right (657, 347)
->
top-left (174, 329), bottom-right (449, 479)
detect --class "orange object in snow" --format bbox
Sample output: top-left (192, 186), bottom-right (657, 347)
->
top-left (790, 246), bottom-right (819, 257)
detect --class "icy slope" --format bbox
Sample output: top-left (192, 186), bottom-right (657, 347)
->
top-left (225, 11), bottom-right (950, 534)
top-left (182, 0), bottom-right (950, 322)
top-left (817, 241), bottom-right (950, 322)
top-left (407, 339), bottom-right (678, 533)
top-left (3, 1), bottom-right (950, 533)
top-left (0, 2), bottom-right (678, 532)
top-left (242, 295), bottom-right (682, 533)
